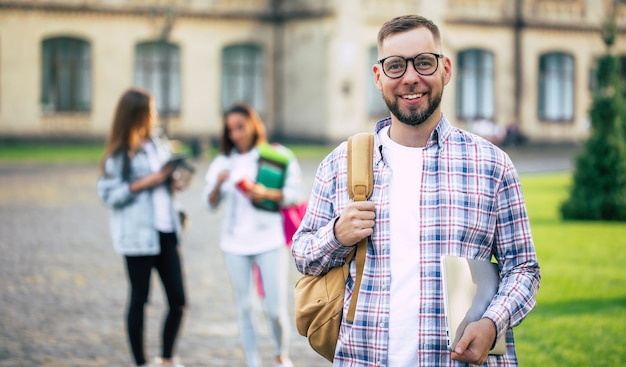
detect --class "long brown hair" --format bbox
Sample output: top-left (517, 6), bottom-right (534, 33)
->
top-left (100, 87), bottom-right (154, 172)
top-left (219, 102), bottom-right (268, 155)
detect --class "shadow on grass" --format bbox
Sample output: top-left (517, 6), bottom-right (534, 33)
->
top-left (532, 297), bottom-right (626, 317)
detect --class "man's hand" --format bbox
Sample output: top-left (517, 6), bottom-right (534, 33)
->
top-left (334, 201), bottom-right (375, 246)
top-left (451, 318), bottom-right (497, 365)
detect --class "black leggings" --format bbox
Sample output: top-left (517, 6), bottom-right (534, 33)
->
top-left (125, 232), bottom-right (186, 366)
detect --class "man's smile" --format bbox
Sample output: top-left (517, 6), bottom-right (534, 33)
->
top-left (401, 93), bottom-right (424, 100)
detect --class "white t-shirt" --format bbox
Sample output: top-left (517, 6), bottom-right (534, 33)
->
top-left (143, 141), bottom-right (175, 233)
top-left (380, 125), bottom-right (424, 366)
top-left (220, 150), bottom-right (285, 255)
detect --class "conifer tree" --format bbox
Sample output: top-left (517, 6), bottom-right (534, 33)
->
top-left (560, 14), bottom-right (626, 220)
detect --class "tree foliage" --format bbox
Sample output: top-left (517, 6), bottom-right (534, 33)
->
top-left (560, 37), bottom-right (626, 220)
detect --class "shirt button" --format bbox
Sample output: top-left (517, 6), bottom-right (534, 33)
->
top-left (379, 322), bottom-right (384, 328)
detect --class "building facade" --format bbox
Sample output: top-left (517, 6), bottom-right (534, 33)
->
top-left (1, 0), bottom-right (625, 144)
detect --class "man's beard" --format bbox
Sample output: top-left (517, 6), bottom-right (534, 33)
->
top-left (383, 87), bottom-right (443, 127)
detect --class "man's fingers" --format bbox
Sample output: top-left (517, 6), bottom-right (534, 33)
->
top-left (454, 340), bottom-right (467, 354)
top-left (450, 320), bottom-right (492, 365)
top-left (350, 200), bottom-right (375, 210)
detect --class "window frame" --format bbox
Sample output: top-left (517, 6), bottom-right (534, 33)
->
top-left (538, 51), bottom-right (575, 122)
top-left (134, 40), bottom-right (182, 116)
top-left (367, 45), bottom-right (389, 119)
top-left (455, 48), bottom-right (495, 122)
top-left (220, 43), bottom-right (265, 114)
top-left (41, 36), bottom-right (92, 113)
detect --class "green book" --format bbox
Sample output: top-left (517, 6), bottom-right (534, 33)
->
top-left (254, 144), bottom-right (290, 211)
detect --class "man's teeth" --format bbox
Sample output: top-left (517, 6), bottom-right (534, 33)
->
top-left (403, 93), bottom-right (423, 99)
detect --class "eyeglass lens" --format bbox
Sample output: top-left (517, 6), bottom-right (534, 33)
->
top-left (382, 53), bottom-right (439, 78)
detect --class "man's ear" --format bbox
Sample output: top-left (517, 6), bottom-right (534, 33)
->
top-left (373, 63), bottom-right (383, 91)
top-left (442, 56), bottom-right (452, 86)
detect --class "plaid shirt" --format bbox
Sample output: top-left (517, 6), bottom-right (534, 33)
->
top-left (292, 115), bottom-right (540, 367)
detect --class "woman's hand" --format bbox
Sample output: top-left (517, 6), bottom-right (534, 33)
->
top-left (248, 182), bottom-right (283, 204)
top-left (129, 165), bottom-right (175, 193)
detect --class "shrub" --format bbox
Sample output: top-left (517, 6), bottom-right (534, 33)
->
top-left (561, 20), bottom-right (626, 221)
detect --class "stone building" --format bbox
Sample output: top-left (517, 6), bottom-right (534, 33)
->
top-left (1, 0), bottom-right (625, 144)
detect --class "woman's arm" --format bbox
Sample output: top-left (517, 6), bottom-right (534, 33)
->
top-left (129, 165), bottom-right (174, 193)
top-left (202, 155), bottom-right (231, 208)
top-left (208, 170), bottom-right (230, 206)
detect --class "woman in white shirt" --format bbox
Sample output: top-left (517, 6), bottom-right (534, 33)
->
top-left (202, 102), bottom-right (304, 367)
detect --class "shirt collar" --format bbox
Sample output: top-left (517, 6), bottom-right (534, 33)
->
top-left (373, 113), bottom-right (452, 156)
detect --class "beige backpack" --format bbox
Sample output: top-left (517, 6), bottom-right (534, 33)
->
top-left (294, 132), bottom-right (374, 362)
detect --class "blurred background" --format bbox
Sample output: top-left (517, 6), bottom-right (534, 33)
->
top-left (2, 1), bottom-right (626, 366)
top-left (1, 0), bottom-right (626, 150)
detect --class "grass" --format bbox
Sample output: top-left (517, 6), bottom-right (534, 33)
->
top-left (0, 142), bottom-right (333, 164)
top-left (0, 144), bottom-right (624, 365)
top-left (516, 173), bottom-right (626, 367)
top-left (0, 142), bottom-right (105, 164)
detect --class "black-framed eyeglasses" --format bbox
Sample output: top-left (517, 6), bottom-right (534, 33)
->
top-left (378, 52), bottom-right (444, 79)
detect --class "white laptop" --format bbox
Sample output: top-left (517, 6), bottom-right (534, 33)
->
top-left (440, 255), bottom-right (506, 355)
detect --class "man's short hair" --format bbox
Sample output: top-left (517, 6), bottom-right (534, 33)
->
top-left (377, 15), bottom-right (441, 52)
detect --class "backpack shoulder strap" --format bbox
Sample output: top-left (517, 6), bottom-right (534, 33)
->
top-left (345, 132), bottom-right (374, 324)
top-left (347, 132), bottom-right (374, 202)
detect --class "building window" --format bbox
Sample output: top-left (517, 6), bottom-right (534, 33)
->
top-left (41, 37), bottom-right (91, 113)
top-left (456, 49), bottom-right (495, 121)
top-left (538, 52), bottom-right (574, 121)
top-left (367, 46), bottom-right (388, 119)
top-left (134, 41), bottom-right (181, 115)
top-left (221, 44), bottom-right (264, 113)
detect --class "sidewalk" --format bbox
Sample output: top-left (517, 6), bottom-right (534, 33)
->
top-left (0, 144), bottom-right (580, 367)
top-left (0, 160), bottom-right (331, 367)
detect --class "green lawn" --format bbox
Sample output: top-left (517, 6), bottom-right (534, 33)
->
top-left (0, 142), bottom-right (105, 163)
top-left (1, 144), bottom-right (624, 365)
top-left (516, 173), bottom-right (626, 366)
top-left (0, 142), bottom-right (333, 163)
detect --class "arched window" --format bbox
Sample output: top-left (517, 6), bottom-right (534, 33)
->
top-left (538, 52), bottom-right (574, 121)
top-left (134, 41), bottom-right (181, 115)
top-left (41, 37), bottom-right (91, 113)
top-left (456, 49), bottom-right (495, 121)
top-left (221, 44), bottom-right (264, 113)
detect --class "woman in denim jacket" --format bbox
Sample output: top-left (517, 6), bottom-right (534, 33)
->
top-left (202, 102), bottom-right (304, 367)
top-left (97, 88), bottom-right (186, 367)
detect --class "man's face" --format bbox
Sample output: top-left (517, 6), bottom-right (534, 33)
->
top-left (373, 27), bottom-right (451, 128)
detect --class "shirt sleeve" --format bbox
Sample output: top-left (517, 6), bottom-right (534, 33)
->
top-left (201, 155), bottom-right (229, 209)
top-left (484, 159), bottom-right (541, 340)
top-left (96, 154), bottom-right (134, 209)
top-left (291, 144), bottom-right (355, 276)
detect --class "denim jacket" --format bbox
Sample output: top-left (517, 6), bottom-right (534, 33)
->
top-left (97, 139), bottom-right (181, 256)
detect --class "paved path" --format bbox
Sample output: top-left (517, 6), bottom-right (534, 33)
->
top-left (0, 144), bottom-right (580, 367)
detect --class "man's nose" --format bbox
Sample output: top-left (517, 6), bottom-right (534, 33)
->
top-left (403, 60), bottom-right (422, 82)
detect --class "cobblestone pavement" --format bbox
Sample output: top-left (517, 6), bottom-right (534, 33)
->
top-left (0, 144), bottom-right (580, 367)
